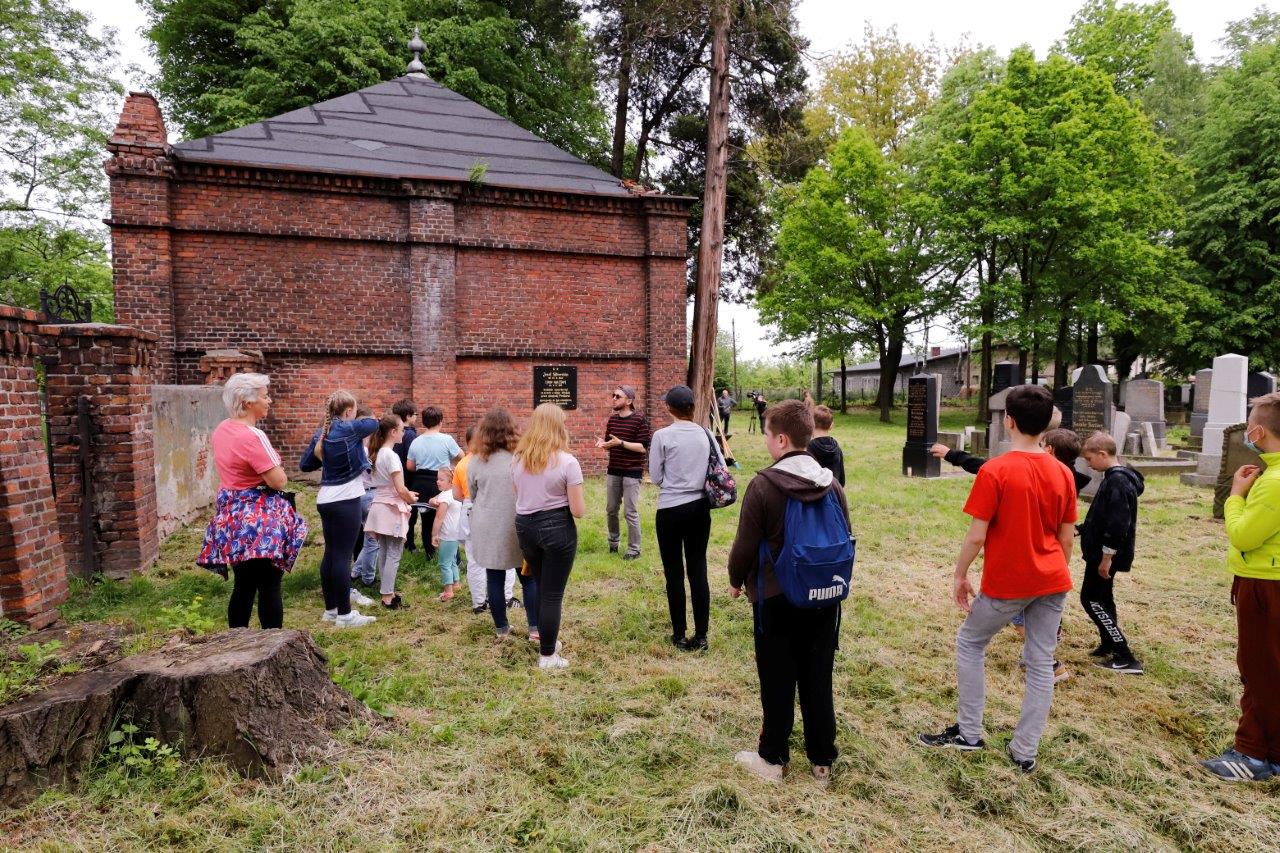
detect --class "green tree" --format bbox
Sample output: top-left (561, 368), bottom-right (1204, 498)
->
top-left (0, 0), bottom-right (120, 319)
top-left (1177, 38), bottom-right (1280, 371)
top-left (1059, 0), bottom-right (1191, 98)
top-left (764, 128), bottom-right (959, 422)
top-left (144, 0), bottom-right (608, 162)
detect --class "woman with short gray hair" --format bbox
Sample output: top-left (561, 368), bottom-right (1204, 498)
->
top-left (198, 372), bottom-right (308, 628)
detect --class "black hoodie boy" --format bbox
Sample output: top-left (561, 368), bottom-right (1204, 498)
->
top-left (1079, 465), bottom-right (1145, 573)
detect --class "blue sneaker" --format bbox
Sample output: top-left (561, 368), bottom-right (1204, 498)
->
top-left (1200, 749), bottom-right (1274, 782)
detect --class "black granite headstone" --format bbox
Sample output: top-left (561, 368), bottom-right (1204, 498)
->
top-left (1248, 372), bottom-right (1276, 412)
top-left (992, 362), bottom-right (1019, 394)
top-left (533, 365), bottom-right (578, 410)
top-left (1053, 386), bottom-right (1073, 430)
top-left (1072, 365), bottom-right (1112, 440)
top-left (902, 374), bottom-right (941, 477)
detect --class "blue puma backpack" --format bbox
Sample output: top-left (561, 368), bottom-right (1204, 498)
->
top-left (757, 489), bottom-right (856, 608)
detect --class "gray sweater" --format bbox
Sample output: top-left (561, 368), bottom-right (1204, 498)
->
top-left (649, 420), bottom-right (725, 510)
top-left (466, 450), bottom-right (523, 570)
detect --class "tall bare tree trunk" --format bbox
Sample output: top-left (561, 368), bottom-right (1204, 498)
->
top-left (610, 41), bottom-right (633, 179)
top-left (689, 0), bottom-right (731, 428)
top-left (839, 354), bottom-right (847, 413)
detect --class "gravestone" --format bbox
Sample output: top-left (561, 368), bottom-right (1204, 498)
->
top-left (1123, 378), bottom-right (1166, 448)
top-left (1198, 354), bottom-right (1249, 485)
top-left (1072, 365), bottom-right (1112, 440)
top-left (902, 374), bottom-right (941, 478)
top-left (992, 362), bottom-right (1019, 394)
top-left (987, 386), bottom-right (1012, 457)
top-left (1140, 422), bottom-right (1159, 457)
top-left (1248, 372), bottom-right (1276, 411)
top-left (1190, 368), bottom-right (1213, 438)
top-left (1214, 423), bottom-right (1264, 519)
top-left (1111, 410), bottom-right (1132, 449)
top-left (937, 431), bottom-right (964, 451)
top-left (1053, 386), bottom-right (1073, 430)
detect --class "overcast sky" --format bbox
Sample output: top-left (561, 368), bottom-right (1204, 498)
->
top-left (72, 0), bottom-right (1267, 361)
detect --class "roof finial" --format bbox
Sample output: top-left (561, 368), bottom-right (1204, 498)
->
top-left (406, 26), bottom-right (427, 77)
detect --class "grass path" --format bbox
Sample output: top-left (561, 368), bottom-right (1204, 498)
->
top-left (4, 408), bottom-right (1278, 851)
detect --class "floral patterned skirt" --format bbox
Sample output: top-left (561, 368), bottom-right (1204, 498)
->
top-left (197, 488), bottom-right (309, 577)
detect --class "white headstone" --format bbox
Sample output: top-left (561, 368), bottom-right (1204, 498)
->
top-left (1140, 422), bottom-right (1159, 456)
top-left (1124, 378), bottom-right (1166, 447)
top-left (1204, 354), bottom-right (1248, 459)
top-left (1111, 410), bottom-right (1132, 447)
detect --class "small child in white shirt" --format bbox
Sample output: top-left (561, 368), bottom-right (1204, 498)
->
top-left (430, 467), bottom-right (464, 601)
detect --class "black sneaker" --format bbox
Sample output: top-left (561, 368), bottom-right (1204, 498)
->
top-left (506, 596), bottom-right (521, 608)
top-left (381, 594), bottom-right (406, 610)
top-left (672, 634), bottom-right (689, 649)
top-left (609, 544), bottom-right (619, 554)
top-left (917, 724), bottom-right (984, 751)
top-left (1006, 744), bottom-right (1036, 774)
top-left (1096, 656), bottom-right (1144, 675)
top-left (471, 601), bottom-right (488, 614)
top-left (622, 551), bottom-right (641, 561)
top-left (1088, 643), bottom-right (1114, 658)
top-left (685, 634), bottom-right (708, 652)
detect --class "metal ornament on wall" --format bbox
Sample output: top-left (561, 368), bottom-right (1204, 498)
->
top-left (39, 282), bottom-right (92, 324)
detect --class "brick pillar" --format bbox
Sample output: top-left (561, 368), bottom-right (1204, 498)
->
top-left (0, 307), bottom-right (68, 628)
top-left (106, 92), bottom-right (176, 383)
top-left (44, 324), bottom-right (160, 580)
top-left (643, 200), bottom-right (693, 432)
top-left (407, 192), bottom-right (459, 418)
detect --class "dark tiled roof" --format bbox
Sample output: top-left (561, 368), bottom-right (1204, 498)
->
top-left (170, 75), bottom-right (629, 197)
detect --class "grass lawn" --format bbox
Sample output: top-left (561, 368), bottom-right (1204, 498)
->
top-left (4, 407), bottom-right (1278, 850)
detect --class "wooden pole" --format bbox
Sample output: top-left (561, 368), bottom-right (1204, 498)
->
top-left (731, 317), bottom-right (739, 400)
top-left (688, 0), bottom-right (731, 429)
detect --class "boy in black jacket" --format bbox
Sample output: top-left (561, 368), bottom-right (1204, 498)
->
top-left (1079, 432), bottom-right (1145, 675)
top-left (807, 405), bottom-right (845, 486)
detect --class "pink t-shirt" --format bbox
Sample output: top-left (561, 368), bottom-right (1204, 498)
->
top-left (512, 451), bottom-right (583, 515)
top-left (211, 419), bottom-right (282, 490)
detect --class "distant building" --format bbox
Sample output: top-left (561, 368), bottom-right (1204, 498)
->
top-left (829, 344), bottom-right (1023, 399)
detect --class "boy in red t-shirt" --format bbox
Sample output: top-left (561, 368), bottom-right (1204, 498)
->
top-left (918, 385), bottom-right (1078, 773)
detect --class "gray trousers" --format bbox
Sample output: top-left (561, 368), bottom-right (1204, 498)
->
top-left (374, 534), bottom-right (405, 597)
top-left (605, 474), bottom-right (642, 554)
top-left (957, 591), bottom-right (1066, 761)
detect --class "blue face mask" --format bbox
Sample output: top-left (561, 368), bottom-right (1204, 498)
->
top-left (1245, 427), bottom-right (1263, 454)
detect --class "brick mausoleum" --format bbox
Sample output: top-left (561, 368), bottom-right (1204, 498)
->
top-left (106, 68), bottom-right (691, 471)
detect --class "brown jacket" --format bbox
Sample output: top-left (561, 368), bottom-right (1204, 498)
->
top-left (727, 451), bottom-right (852, 602)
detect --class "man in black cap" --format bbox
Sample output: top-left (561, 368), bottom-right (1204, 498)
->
top-left (596, 384), bottom-right (651, 559)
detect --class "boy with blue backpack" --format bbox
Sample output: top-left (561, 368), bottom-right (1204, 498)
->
top-left (728, 399), bottom-right (855, 789)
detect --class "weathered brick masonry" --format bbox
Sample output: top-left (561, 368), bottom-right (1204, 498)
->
top-left (107, 89), bottom-right (692, 470)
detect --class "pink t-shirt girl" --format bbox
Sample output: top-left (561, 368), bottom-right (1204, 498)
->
top-left (512, 451), bottom-right (583, 515)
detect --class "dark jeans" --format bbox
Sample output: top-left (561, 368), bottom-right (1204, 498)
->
top-left (1080, 559), bottom-right (1130, 656)
top-left (228, 558), bottom-right (283, 629)
top-left (407, 469), bottom-right (439, 555)
top-left (489, 569), bottom-right (540, 634)
top-left (753, 594), bottom-right (839, 767)
top-left (656, 497), bottom-right (711, 639)
top-left (516, 507), bottom-right (577, 656)
top-left (318, 496), bottom-right (362, 615)
top-left (720, 411), bottom-right (730, 433)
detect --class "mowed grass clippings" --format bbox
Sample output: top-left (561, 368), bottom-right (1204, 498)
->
top-left (4, 407), bottom-right (1279, 851)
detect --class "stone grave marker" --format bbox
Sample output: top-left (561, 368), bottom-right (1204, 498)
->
top-left (937, 431), bottom-right (964, 451)
top-left (1195, 354), bottom-right (1249, 485)
top-left (1140, 422), bottom-right (1159, 457)
top-left (1190, 367), bottom-right (1212, 438)
top-left (902, 374), bottom-right (941, 478)
top-left (1072, 365), bottom-right (1112, 440)
top-left (1053, 386), bottom-right (1073, 430)
top-left (1214, 423), bottom-right (1264, 519)
top-left (1248, 372), bottom-right (1276, 411)
top-left (987, 386), bottom-right (1012, 457)
top-left (992, 362), bottom-right (1019, 394)
top-left (1123, 378), bottom-right (1166, 448)
top-left (1080, 408), bottom-right (1131, 499)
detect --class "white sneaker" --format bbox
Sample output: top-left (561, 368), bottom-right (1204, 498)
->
top-left (734, 750), bottom-right (785, 782)
top-left (538, 653), bottom-right (570, 670)
top-left (335, 609), bottom-right (377, 628)
top-left (322, 609), bottom-right (337, 622)
top-left (350, 589), bottom-right (375, 608)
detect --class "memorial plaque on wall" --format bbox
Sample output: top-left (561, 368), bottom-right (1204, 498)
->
top-left (533, 366), bottom-right (578, 410)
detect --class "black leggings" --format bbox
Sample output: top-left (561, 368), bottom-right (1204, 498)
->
top-left (516, 507), bottom-right (577, 656)
top-left (228, 558), bottom-right (284, 629)
top-left (407, 469), bottom-right (439, 554)
top-left (1080, 559), bottom-right (1130, 655)
top-left (656, 498), bottom-right (711, 639)
top-left (318, 496), bottom-right (362, 615)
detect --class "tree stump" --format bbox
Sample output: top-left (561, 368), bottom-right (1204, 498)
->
top-left (0, 628), bottom-right (374, 806)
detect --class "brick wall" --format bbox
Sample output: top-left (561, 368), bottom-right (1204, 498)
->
top-left (44, 325), bottom-right (159, 581)
top-left (0, 306), bottom-right (68, 628)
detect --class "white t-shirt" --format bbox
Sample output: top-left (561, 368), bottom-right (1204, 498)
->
top-left (317, 476), bottom-right (366, 504)
top-left (434, 489), bottom-right (463, 541)
top-left (371, 446), bottom-right (403, 488)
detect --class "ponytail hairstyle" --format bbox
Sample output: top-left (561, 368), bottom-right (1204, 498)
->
top-left (321, 389), bottom-right (358, 441)
top-left (367, 415), bottom-right (402, 458)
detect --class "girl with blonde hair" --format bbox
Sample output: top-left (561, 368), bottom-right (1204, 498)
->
top-left (512, 403), bottom-right (586, 670)
top-left (300, 390), bottom-right (380, 627)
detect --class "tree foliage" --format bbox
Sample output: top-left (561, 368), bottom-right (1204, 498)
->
top-left (0, 0), bottom-right (119, 319)
top-left (144, 0), bottom-right (608, 162)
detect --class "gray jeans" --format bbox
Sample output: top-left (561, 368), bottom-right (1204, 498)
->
top-left (606, 474), bottom-right (641, 554)
top-left (374, 534), bottom-right (405, 597)
top-left (957, 591), bottom-right (1066, 761)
